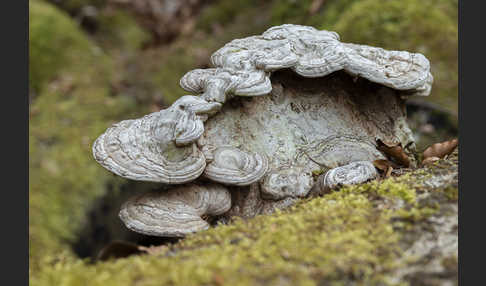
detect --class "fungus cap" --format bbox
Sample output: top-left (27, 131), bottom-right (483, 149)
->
top-left (92, 96), bottom-right (220, 184)
top-left (203, 146), bottom-right (269, 186)
top-left (119, 184), bottom-right (231, 237)
top-left (180, 24), bottom-right (432, 103)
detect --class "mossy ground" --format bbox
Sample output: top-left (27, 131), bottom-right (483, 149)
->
top-left (30, 0), bottom-right (457, 284)
top-left (29, 0), bottom-right (149, 275)
top-left (31, 150), bottom-right (458, 285)
top-left (29, 0), bottom-right (98, 92)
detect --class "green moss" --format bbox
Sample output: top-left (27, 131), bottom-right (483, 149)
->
top-left (149, 3), bottom-right (271, 104)
top-left (340, 178), bottom-right (417, 204)
top-left (147, 44), bottom-right (200, 103)
top-left (442, 187), bottom-right (458, 201)
top-left (331, 0), bottom-right (458, 114)
top-left (197, 0), bottom-right (263, 32)
top-left (29, 0), bottom-right (101, 92)
top-left (270, 0), bottom-right (359, 28)
top-left (268, 0), bottom-right (458, 114)
top-left (32, 185), bottom-right (404, 286)
top-left (31, 162), bottom-right (458, 285)
top-left (29, 0), bottom-right (145, 276)
top-left (46, 0), bottom-right (106, 14)
top-left (95, 8), bottom-right (151, 51)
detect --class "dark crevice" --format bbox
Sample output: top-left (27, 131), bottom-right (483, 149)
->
top-left (71, 179), bottom-right (180, 260)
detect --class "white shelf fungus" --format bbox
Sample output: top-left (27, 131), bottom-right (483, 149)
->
top-left (93, 24), bottom-right (433, 237)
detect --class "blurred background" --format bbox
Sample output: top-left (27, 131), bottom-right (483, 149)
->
top-left (29, 0), bottom-right (458, 276)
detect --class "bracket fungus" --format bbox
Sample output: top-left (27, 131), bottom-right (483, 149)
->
top-left (119, 184), bottom-right (231, 237)
top-left (93, 24), bottom-right (433, 237)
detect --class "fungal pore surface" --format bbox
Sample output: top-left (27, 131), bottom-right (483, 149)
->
top-left (93, 24), bottom-right (432, 237)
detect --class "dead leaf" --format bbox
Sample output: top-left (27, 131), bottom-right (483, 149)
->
top-left (373, 160), bottom-right (395, 178)
top-left (373, 159), bottom-right (398, 171)
top-left (97, 240), bottom-right (147, 261)
top-left (376, 140), bottom-right (410, 168)
top-left (422, 156), bottom-right (440, 166)
top-left (385, 166), bottom-right (393, 178)
top-left (423, 138), bottom-right (458, 160)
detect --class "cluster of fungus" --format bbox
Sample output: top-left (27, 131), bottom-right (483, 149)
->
top-left (93, 24), bottom-right (433, 237)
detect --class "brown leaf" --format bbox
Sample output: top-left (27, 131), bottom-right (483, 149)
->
top-left (376, 140), bottom-right (410, 168)
top-left (422, 156), bottom-right (440, 166)
top-left (385, 166), bottom-right (393, 178)
top-left (373, 159), bottom-right (399, 171)
top-left (97, 240), bottom-right (147, 261)
top-left (373, 160), bottom-right (395, 178)
top-left (373, 159), bottom-right (389, 172)
top-left (423, 138), bottom-right (458, 160)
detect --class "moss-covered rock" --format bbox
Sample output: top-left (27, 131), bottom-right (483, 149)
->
top-left (29, 0), bottom-right (100, 92)
top-left (30, 148), bottom-right (458, 285)
top-left (94, 8), bottom-right (151, 51)
top-left (29, 0), bottom-right (147, 276)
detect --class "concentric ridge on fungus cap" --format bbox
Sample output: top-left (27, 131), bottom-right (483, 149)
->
top-left (203, 146), bottom-right (269, 186)
top-left (91, 96), bottom-right (218, 184)
top-left (92, 24), bottom-right (432, 187)
top-left (119, 184), bottom-right (231, 237)
top-left (180, 24), bottom-right (433, 103)
top-left (316, 161), bottom-right (379, 193)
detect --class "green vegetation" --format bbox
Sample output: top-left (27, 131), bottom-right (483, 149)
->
top-left (46, 0), bottom-right (106, 14)
top-left (95, 9), bottom-right (150, 51)
top-left (331, 0), bottom-right (458, 114)
top-left (271, 0), bottom-right (359, 28)
top-left (31, 159), bottom-right (457, 285)
top-left (29, 0), bottom-right (99, 92)
top-left (269, 0), bottom-right (458, 114)
top-left (197, 0), bottom-right (263, 32)
top-left (29, 0), bottom-right (145, 275)
top-left (148, 2), bottom-right (272, 104)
